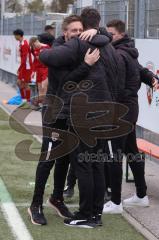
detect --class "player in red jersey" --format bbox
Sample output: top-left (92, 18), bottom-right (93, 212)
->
top-left (13, 29), bottom-right (33, 103)
top-left (29, 37), bottom-right (50, 104)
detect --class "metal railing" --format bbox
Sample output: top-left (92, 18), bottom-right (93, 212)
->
top-left (0, 12), bottom-right (67, 37)
top-left (75, 0), bottom-right (159, 39)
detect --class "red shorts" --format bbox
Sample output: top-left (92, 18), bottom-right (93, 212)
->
top-left (36, 68), bottom-right (48, 83)
top-left (18, 69), bottom-right (32, 82)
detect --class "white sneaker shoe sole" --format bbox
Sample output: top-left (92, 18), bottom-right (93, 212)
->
top-left (103, 209), bottom-right (123, 214)
top-left (123, 196), bottom-right (150, 207)
top-left (103, 205), bottom-right (123, 214)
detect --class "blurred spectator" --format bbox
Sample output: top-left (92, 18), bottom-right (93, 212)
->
top-left (38, 25), bottom-right (55, 47)
top-left (44, 25), bottom-right (55, 36)
top-left (29, 37), bottom-right (50, 106)
top-left (13, 29), bottom-right (32, 105)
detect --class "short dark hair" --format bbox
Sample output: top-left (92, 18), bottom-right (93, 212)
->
top-left (44, 25), bottom-right (54, 31)
top-left (13, 29), bottom-right (24, 36)
top-left (38, 33), bottom-right (55, 46)
top-left (106, 19), bottom-right (126, 33)
top-left (62, 15), bottom-right (82, 31)
top-left (81, 8), bottom-right (101, 29)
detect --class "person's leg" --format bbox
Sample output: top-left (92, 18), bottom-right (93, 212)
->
top-left (92, 161), bottom-right (105, 226)
top-left (104, 161), bottom-right (112, 202)
top-left (109, 137), bottom-right (125, 205)
top-left (64, 140), bottom-right (105, 228)
top-left (52, 155), bottom-right (70, 200)
top-left (103, 137), bottom-right (126, 214)
top-left (25, 83), bottom-right (31, 102)
top-left (29, 109), bottom-right (64, 224)
top-left (47, 154), bottom-right (73, 219)
top-left (92, 150), bottom-right (105, 218)
top-left (104, 162), bottom-right (111, 190)
top-left (71, 139), bottom-right (104, 218)
top-left (24, 71), bottom-right (32, 103)
top-left (72, 141), bottom-right (94, 218)
top-left (63, 163), bottom-right (77, 198)
top-left (31, 135), bottom-right (57, 207)
top-left (51, 118), bottom-right (69, 200)
top-left (92, 140), bottom-right (105, 216)
top-left (37, 70), bottom-right (48, 104)
top-left (41, 78), bottom-right (48, 97)
top-left (31, 152), bottom-right (55, 206)
top-left (46, 119), bottom-right (73, 218)
top-left (17, 79), bottom-right (26, 100)
top-left (123, 126), bottom-right (149, 207)
top-left (126, 127), bottom-right (147, 198)
top-left (66, 163), bottom-right (77, 189)
top-left (29, 126), bottom-right (55, 225)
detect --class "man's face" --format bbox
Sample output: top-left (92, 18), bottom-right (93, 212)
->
top-left (106, 27), bottom-right (124, 42)
top-left (46, 29), bottom-right (54, 36)
top-left (64, 21), bottom-right (83, 41)
top-left (14, 35), bottom-right (22, 41)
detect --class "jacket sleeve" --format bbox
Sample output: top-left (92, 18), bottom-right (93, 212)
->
top-left (118, 51), bottom-right (140, 99)
top-left (62, 62), bottom-right (91, 84)
top-left (138, 64), bottom-right (153, 87)
top-left (39, 38), bottom-right (81, 67)
top-left (99, 27), bottom-right (113, 42)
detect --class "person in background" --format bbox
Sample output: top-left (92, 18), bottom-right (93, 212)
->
top-left (38, 25), bottom-right (55, 47)
top-left (13, 29), bottom-right (32, 106)
top-left (45, 25), bottom-right (55, 36)
top-left (29, 37), bottom-right (50, 107)
top-left (106, 20), bottom-right (159, 89)
top-left (103, 19), bottom-right (159, 214)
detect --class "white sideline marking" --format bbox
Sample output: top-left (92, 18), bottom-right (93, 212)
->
top-left (0, 177), bottom-right (33, 240)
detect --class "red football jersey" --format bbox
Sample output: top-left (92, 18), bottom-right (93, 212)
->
top-left (32, 44), bottom-right (50, 82)
top-left (18, 39), bottom-right (32, 82)
top-left (32, 44), bottom-right (50, 70)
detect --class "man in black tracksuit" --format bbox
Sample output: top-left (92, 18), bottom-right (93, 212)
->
top-left (39, 9), bottom-right (130, 228)
top-left (28, 15), bottom-right (101, 226)
top-left (103, 19), bottom-right (159, 213)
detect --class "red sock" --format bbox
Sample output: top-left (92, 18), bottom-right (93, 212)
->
top-left (20, 88), bottom-right (26, 99)
top-left (25, 88), bottom-right (31, 102)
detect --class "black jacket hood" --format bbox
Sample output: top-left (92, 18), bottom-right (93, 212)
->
top-left (112, 34), bottom-right (139, 59)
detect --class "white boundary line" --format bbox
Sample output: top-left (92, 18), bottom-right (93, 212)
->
top-left (123, 211), bottom-right (158, 240)
top-left (0, 177), bottom-right (33, 240)
top-left (0, 103), bottom-right (33, 240)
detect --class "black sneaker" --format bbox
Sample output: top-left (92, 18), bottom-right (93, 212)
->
top-left (64, 212), bottom-right (96, 228)
top-left (47, 197), bottom-right (73, 218)
top-left (28, 205), bottom-right (47, 225)
top-left (63, 186), bottom-right (74, 198)
top-left (92, 214), bottom-right (102, 226)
